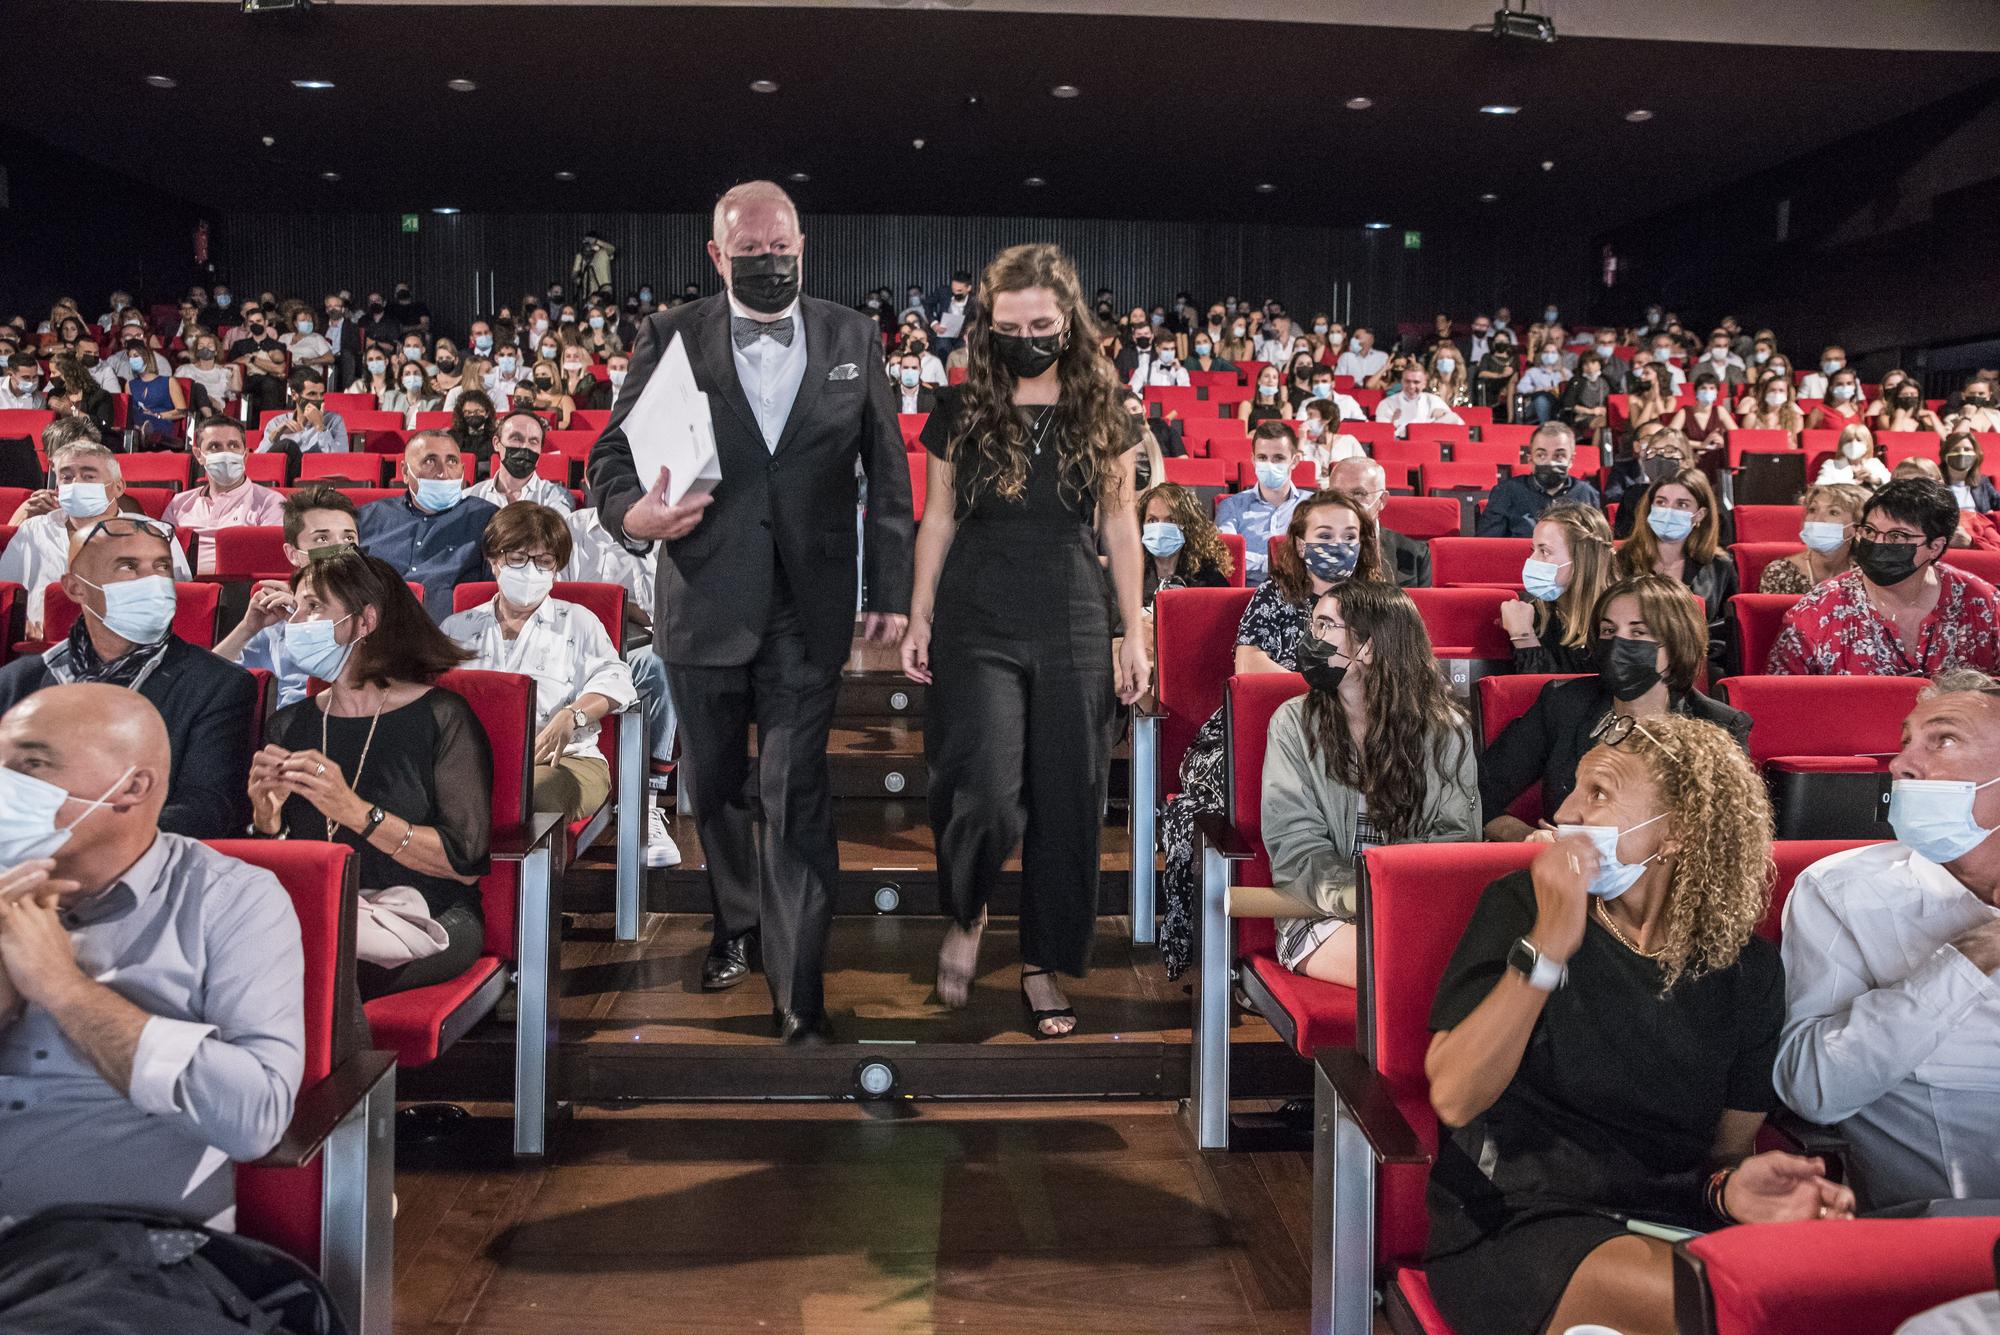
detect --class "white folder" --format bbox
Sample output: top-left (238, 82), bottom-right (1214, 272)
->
top-left (623, 332), bottom-right (722, 507)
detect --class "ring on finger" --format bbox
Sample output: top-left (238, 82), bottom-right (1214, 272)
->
top-left (315, 762), bottom-right (326, 777)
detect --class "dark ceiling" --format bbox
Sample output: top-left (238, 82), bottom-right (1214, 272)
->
top-left (6, 3), bottom-right (1999, 229)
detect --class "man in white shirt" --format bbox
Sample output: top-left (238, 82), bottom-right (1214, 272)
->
top-left (1798, 345), bottom-right (1847, 401)
top-left (78, 338), bottom-right (122, 396)
top-left (1774, 670), bottom-right (2000, 1211)
top-left (256, 369), bottom-right (349, 455)
top-left (466, 410), bottom-right (576, 514)
top-left (1646, 335), bottom-right (1687, 392)
top-left (1305, 366), bottom-right (1366, 421)
top-left (1373, 365), bottom-right (1463, 435)
top-left (1131, 340), bottom-right (1191, 391)
top-left (1517, 349), bottom-right (1570, 424)
top-left (1254, 314), bottom-right (1300, 366)
top-left (280, 311), bottom-right (334, 376)
top-left (484, 348), bottom-right (531, 405)
top-left (1334, 327), bottom-right (1389, 382)
top-left (0, 353), bottom-right (44, 409)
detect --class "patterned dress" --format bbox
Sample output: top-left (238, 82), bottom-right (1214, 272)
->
top-left (1158, 579), bottom-right (1309, 979)
top-left (1275, 799), bottom-right (1380, 972)
top-left (1756, 555), bottom-right (1814, 596)
top-left (1766, 564), bottom-right (2000, 676)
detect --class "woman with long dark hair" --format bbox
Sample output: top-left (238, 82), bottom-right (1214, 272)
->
top-left (1262, 580), bottom-right (1478, 983)
top-left (901, 243), bottom-right (1150, 1038)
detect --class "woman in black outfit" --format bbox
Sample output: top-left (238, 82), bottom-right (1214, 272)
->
top-left (249, 551), bottom-right (492, 999)
top-left (1426, 713), bottom-right (1853, 1335)
top-left (901, 243), bottom-right (1150, 1038)
top-left (1614, 467), bottom-right (1738, 680)
top-left (1497, 501), bottom-right (1614, 675)
top-left (1480, 573), bottom-right (1749, 842)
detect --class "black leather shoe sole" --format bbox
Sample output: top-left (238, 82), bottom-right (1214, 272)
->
top-left (700, 956), bottom-right (750, 991)
top-left (779, 1011), bottom-right (832, 1045)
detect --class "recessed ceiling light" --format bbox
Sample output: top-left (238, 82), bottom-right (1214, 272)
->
top-left (1624, 108), bottom-right (1654, 122)
top-left (144, 75), bottom-right (177, 90)
top-left (1364, 222), bottom-right (1392, 230)
top-left (1541, 159), bottom-right (1556, 171)
top-left (787, 171), bottom-right (811, 183)
top-left (1479, 104), bottom-right (1520, 115)
top-left (1023, 176), bottom-right (1047, 187)
top-left (554, 170), bottom-right (576, 181)
top-left (260, 135), bottom-right (275, 147)
top-left (320, 171), bottom-right (341, 182)
top-left (1050, 84), bottom-right (1081, 99)
top-left (1479, 192), bottom-right (1499, 202)
top-left (1344, 96), bottom-right (1373, 111)
top-left (446, 78), bottom-right (478, 93)
top-left (432, 207), bottom-right (461, 215)
top-left (291, 79), bottom-right (335, 91)
top-left (749, 79), bottom-right (779, 94)
top-left (1255, 182), bottom-right (1276, 194)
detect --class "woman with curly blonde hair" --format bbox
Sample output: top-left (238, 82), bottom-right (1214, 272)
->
top-left (1137, 481), bottom-right (1232, 609)
top-left (1423, 712), bottom-right (1854, 1335)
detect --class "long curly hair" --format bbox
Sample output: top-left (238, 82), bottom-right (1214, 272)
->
top-left (1301, 580), bottom-right (1468, 843)
top-left (1602, 713), bottom-right (1774, 989)
top-left (947, 243), bottom-right (1126, 511)
top-left (1533, 501), bottom-right (1614, 650)
top-left (1138, 481), bottom-right (1233, 579)
top-left (1269, 488), bottom-right (1384, 606)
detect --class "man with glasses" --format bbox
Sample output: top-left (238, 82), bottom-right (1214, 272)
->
top-left (0, 515), bottom-right (254, 838)
top-left (1328, 456), bottom-right (1430, 588)
top-left (1769, 476), bottom-right (2000, 676)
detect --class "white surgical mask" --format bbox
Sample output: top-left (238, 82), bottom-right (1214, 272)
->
top-left (203, 450), bottom-right (246, 485)
top-left (1889, 776), bottom-right (2000, 864)
top-left (609, 369), bottom-right (628, 389)
top-left (76, 574), bottom-right (177, 645)
top-left (497, 562), bottom-right (555, 609)
top-left (284, 613), bottom-right (357, 682)
top-left (1521, 558), bottom-right (1568, 602)
top-left (0, 763), bottom-right (134, 864)
top-left (57, 482), bottom-right (110, 519)
top-left (1799, 521), bottom-right (1847, 553)
top-left (1254, 460), bottom-right (1293, 491)
top-left (1840, 438), bottom-right (1869, 461)
top-left (1557, 812), bottom-right (1667, 900)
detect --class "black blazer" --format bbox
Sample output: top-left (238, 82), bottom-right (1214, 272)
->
top-left (325, 316), bottom-right (366, 389)
top-left (587, 295), bottom-right (915, 671)
top-left (892, 387), bottom-right (939, 416)
top-left (0, 636), bottom-right (256, 839)
top-left (1380, 525), bottom-right (1433, 589)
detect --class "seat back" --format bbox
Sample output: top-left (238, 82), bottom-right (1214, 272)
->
top-left (1719, 675), bottom-right (1923, 768)
top-left (298, 453), bottom-right (387, 484)
top-left (1407, 587), bottom-right (1514, 696)
top-left (1731, 593), bottom-right (1804, 675)
top-left (212, 526), bottom-right (292, 580)
top-left (1222, 672), bottom-right (1309, 929)
top-left (118, 453), bottom-right (192, 489)
top-left (1943, 551), bottom-right (2000, 587)
top-left (1725, 428), bottom-right (1797, 467)
top-left (1378, 495), bottom-right (1462, 541)
top-left (44, 580), bottom-right (220, 648)
top-left (1877, 430), bottom-right (1943, 468)
top-left (1729, 542), bottom-right (1800, 595)
top-left (449, 580), bottom-right (628, 772)
top-left (1430, 536), bottom-right (1530, 588)
top-left (1733, 505), bottom-right (1801, 544)
top-left (1217, 532), bottom-right (1247, 587)
top-left (1473, 673), bottom-right (1587, 822)
top-left (1153, 586), bottom-right (1256, 788)
top-left (1162, 457), bottom-right (1229, 490)
top-left (433, 669), bottom-right (534, 960)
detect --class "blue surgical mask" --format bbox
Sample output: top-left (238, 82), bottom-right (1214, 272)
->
top-left (1558, 812), bottom-right (1667, 900)
top-left (1300, 540), bottom-right (1359, 582)
top-left (0, 763), bottom-right (134, 864)
top-left (1800, 521), bottom-right (1847, 553)
top-left (1647, 506), bottom-right (1695, 541)
top-left (1521, 557), bottom-right (1568, 603)
top-left (1889, 777), bottom-right (2000, 864)
top-left (1141, 521), bottom-right (1185, 557)
top-left (127, 353), bottom-right (146, 374)
top-left (590, 316), bottom-right (605, 330)
top-left (474, 333), bottom-right (494, 353)
top-left (899, 368), bottom-right (921, 388)
top-left (1695, 387), bottom-right (1717, 407)
top-left (1254, 460), bottom-right (1293, 492)
top-left (414, 476), bottom-right (463, 511)
top-left (1312, 384), bottom-right (1332, 400)
top-left (639, 289), bottom-right (654, 303)
top-left (57, 482), bottom-right (109, 518)
top-left (1830, 384), bottom-right (1856, 402)
top-left (76, 574), bottom-right (177, 645)
top-left (284, 613), bottom-right (357, 682)
top-left (1195, 343), bottom-right (1212, 357)
top-left (496, 355), bottom-right (517, 373)
top-left (1821, 359), bottom-right (1843, 376)
top-left (215, 293), bottom-right (232, 308)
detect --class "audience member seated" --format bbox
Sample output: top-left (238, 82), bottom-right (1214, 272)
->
top-left (466, 410), bottom-right (576, 513)
top-left (441, 503), bottom-right (636, 826)
top-left (1615, 467), bottom-right (1737, 678)
top-left (1621, 360), bottom-right (1678, 448)
top-left (1816, 422), bottom-right (1891, 489)
top-left (1239, 364), bottom-right (1288, 428)
top-left (356, 430), bottom-right (499, 620)
top-left (1262, 580), bottom-right (1477, 983)
top-left (1214, 422), bottom-right (1311, 586)
top-left (1556, 348), bottom-right (1611, 437)
top-left (216, 485), bottom-right (361, 709)
top-left (1301, 405), bottom-right (1365, 482)
top-left (1878, 380), bottom-right (1947, 435)
top-left (892, 352), bottom-right (938, 414)
top-left (1482, 573), bottom-right (1750, 841)
top-left (1157, 490), bottom-right (1379, 979)
top-left (0, 516), bottom-right (254, 839)
top-left (449, 390), bottom-right (499, 471)
top-left (1184, 330), bottom-right (1235, 378)
top-left (0, 436), bottom-right (192, 638)
top-left (1515, 340), bottom-right (1570, 425)
top-left (1305, 365), bottom-right (1365, 422)
top-left (1941, 432), bottom-right (2000, 515)
top-left (346, 349), bottom-right (397, 404)
top-left (1796, 344), bottom-right (1845, 400)
top-left (255, 367), bottom-right (349, 462)
top-left (251, 551), bottom-right (490, 999)
top-left (174, 332), bottom-right (238, 419)
top-left (0, 684), bottom-right (302, 1228)
top-left (1945, 375), bottom-right (2000, 435)
top-left (1374, 363), bottom-right (1464, 434)
top-left (1477, 422), bottom-right (1602, 537)
top-left (1474, 329), bottom-right (1519, 418)
top-left (0, 352), bottom-right (45, 409)
top-left (1137, 482), bottom-right (1232, 611)
top-left (1502, 502), bottom-right (1615, 674)
top-left (1427, 714), bottom-right (1852, 1335)
top-left (1760, 482), bottom-right (1869, 594)
top-left (1328, 456), bottom-right (1430, 589)
top-left (162, 419), bottom-right (286, 574)
top-left (1669, 370), bottom-right (1738, 450)
top-left (1805, 365), bottom-right (1868, 432)
top-left (1736, 370), bottom-right (1806, 434)
top-left (1334, 326), bottom-right (1387, 383)
top-left (1768, 478), bottom-right (2000, 676)
top-left (1774, 670), bottom-right (2000, 1212)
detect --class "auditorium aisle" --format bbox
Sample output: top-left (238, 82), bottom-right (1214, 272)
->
top-left (390, 1097), bottom-right (1358, 1334)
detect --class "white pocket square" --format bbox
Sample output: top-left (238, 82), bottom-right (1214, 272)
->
top-left (828, 363), bottom-right (859, 381)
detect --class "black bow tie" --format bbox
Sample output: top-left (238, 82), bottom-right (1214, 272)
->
top-left (732, 315), bottom-right (795, 349)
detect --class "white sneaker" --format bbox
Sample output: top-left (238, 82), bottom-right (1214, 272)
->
top-left (645, 802), bottom-right (682, 868)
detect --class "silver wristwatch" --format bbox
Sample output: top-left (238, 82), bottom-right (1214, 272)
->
top-left (1507, 936), bottom-right (1568, 992)
top-left (570, 706), bottom-right (589, 731)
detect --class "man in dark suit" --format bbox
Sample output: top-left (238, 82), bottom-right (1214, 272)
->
top-left (924, 270), bottom-right (978, 361)
top-left (587, 181), bottom-right (915, 1044)
top-left (0, 516), bottom-right (255, 838)
top-left (1329, 457), bottom-right (1432, 590)
top-left (319, 295), bottom-right (366, 391)
top-left (889, 351), bottom-right (938, 416)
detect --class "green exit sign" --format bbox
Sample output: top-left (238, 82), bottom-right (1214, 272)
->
top-left (400, 213), bottom-right (420, 234)
top-left (1403, 230), bottom-right (1423, 250)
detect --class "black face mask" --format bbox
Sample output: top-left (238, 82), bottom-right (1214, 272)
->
top-left (461, 415), bottom-right (490, 436)
top-left (728, 252), bottom-right (800, 316)
top-left (992, 331), bottom-right (1064, 380)
top-left (1641, 455), bottom-right (1682, 483)
top-left (1851, 536), bottom-right (1932, 588)
top-left (1533, 463), bottom-right (1569, 492)
top-left (501, 446), bottom-right (539, 479)
top-left (79, 355), bottom-right (100, 369)
top-left (1594, 635), bottom-right (1663, 703)
top-left (1296, 633), bottom-right (1350, 695)
top-left (435, 356), bottom-right (458, 372)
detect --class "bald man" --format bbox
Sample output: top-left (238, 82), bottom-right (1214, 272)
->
top-left (355, 428), bottom-right (499, 620)
top-left (1328, 456), bottom-right (1432, 589)
top-left (0, 685), bottom-right (302, 1228)
top-left (587, 181), bottom-right (914, 1042)
top-left (0, 516), bottom-right (255, 838)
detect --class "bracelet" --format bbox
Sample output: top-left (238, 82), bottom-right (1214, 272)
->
top-left (393, 820), bottom-right (417, 855)
top-left (1705, 1166), bottom-right (1738, 1224)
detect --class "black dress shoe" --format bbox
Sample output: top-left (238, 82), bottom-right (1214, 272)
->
top-left (779, 1010), bottom-right (831, 1045)
top-left (701, 934), bottom-right (756, 992)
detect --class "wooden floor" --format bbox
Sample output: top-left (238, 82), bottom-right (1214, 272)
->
top-left (393, 1100), bottom-right (1357, 1335)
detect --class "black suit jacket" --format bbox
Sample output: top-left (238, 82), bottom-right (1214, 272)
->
top-left (0, 636), bottom-right (256, 839)
top-left (1380, 525), bottom-right (1433, 589)
top-left (325, 316), bottom-right (366, 389)
top-left (891, 387), bottom-right (939, 416)
top-left (587, 295), bottom-right (915, 671)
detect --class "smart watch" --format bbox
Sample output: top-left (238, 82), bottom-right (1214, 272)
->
top-left (1507, 936), bottom-right (1568, 992)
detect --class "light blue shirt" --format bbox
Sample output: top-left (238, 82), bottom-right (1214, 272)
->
top-left (234, 623), bottom-right (308, 708)
top-left (1213, 484), bottom-right (1311, 585)
top-left (729, 295), bottom-right (808, 452)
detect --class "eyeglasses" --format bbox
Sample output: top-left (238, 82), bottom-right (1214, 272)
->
top-left (1851, 523), bottom-right (1927, 545)
top-left (499, 555), bottom-right (560, 573)
top-left (79, 516), bottom-right (174, 546)
top-left (1308, 616), bottom-right (1346, 639)
top-left (1589, 711), bottom-right (1683, 761)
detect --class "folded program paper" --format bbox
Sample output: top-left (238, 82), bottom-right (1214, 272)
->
top-left (623, 332), bottom-right (721, 506)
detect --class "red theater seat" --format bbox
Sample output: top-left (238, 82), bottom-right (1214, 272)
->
top-left (0, 409), bottom-right (56, 442)
top-left (1378, 496), bottom-right (1462, 541)
top-left (119, 452), bottom-right (192, 489)
top-left (1408, 586), bottom-right (1515, 696)
top-left (1473, 673), bottom-right (1587, 822)
top-left (1725, 428), bottom-right (1798, 466)
top-left (1162, 457), bottom-right (1229, 490)
top-left (1729, 542), bottom-right (1799, 594)
top-left (1429, 536), bottom-right (1530, 589)
top-left (212, 526), bottom-right (291, 581)
top-left (1732, 592), bottom-right (1805, 675)
top-left (1419, 461), bottom-right (1502, 495)
top-left (1943, 550), bottom-right (2000, 586)
top-left (1405, 423), bottom-right (1470, 449)
top-left (1734, 504), bottom-right (1803, 544)
top-left (1218, 532), bottom-right (1247, 586)
top-left (299, 453), bottom-right (387, 484)
top-left (1720, 675), bottom-right (1923, 838)
top-left (43, 580), bottom-right (219, 648)
top-left (1877, 430), bottom-right (1944, 467)
top-left (1181, 417), bottom-right (1248, 456)
top-left (1450, 438), bottom-right (1524, 469)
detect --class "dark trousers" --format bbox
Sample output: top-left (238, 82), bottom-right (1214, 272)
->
top-left (667, 592), bottom-right (842, 1017)
top-left (926, 606), bottom-right (1116, 978)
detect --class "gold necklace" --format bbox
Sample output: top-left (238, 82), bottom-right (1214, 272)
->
top-left (320, 686), bottom-right (386, 841)
top-left (1595, 899), bottom-right (1665, 959)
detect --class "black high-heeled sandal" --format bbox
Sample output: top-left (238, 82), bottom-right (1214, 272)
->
top-left (1020, 968), bottom-right (1077, 1039)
